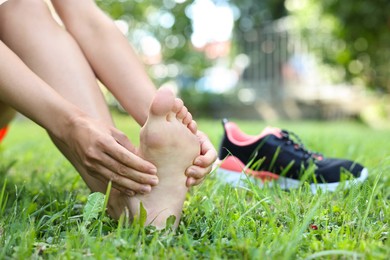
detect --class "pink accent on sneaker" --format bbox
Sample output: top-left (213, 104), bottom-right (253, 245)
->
top-left (225, 122), bottom-right (282, 146)
top-left (220, 155), bottom-right (280, 181)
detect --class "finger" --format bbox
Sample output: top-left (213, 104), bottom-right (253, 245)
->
top-left (186, 176), bottom-right (205, 187)
top-left (98, 152), bottom-right (159, 186)
top-left (89, 166), bottom-right (153, 195)
top-left (109, 184), bottom-right (135, 197)
top-left (103, 139), bottom-right (157, 175)
top-left (185, 165), bottom-right (210, 180)
top-left (200, 134), bottom-right (217, 156)
top-left (110, 179), bottom-right (151, 195)
top-left (186, 177), bottom-right (195, 187)
top-left (194, 152), bottom-right (217, 168)
top-left (115, 187), bottom-right (135, 197)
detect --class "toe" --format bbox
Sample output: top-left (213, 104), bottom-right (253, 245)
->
top-left (188, 120), bottom-right (197, 134)
top-left (150, 87), bottom-right (175, 116)
top-left (183, 112), bottom-right (193, 125)
top-left (176, 106), bottom-right (188, 121)
top-left (173, 98), bottom-right (184, 113)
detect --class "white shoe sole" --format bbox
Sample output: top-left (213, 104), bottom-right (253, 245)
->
top-left (215, 167), bottom-right (369, 194)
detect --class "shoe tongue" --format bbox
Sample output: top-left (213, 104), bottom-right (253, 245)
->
top-left (260, 126), bottom-right (282, 138)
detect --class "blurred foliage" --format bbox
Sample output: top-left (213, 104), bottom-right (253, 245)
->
top-left (95, 0), bottom-right (287, 85)
top-left (231, 0), bottom-right (286, 32)
top-left (231, 0), bottom-right (390, 91)
top-left (289, 0), bottom-right (390, 91)
top-left (321, 0), bottom-right (390, 91)
top-left (96, 0), bottom-right (390, 103)
top-left (95, 0), bottom-right (212, 87)
top-left (95, 0), bottom-right (288, 117)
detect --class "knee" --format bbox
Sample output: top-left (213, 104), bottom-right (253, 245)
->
top-left (0, 0), bottom-right (53, 37)
top-left (0, 0), bottom-right (50, 21)
top-left (1, 0), bottom-right (47, 11)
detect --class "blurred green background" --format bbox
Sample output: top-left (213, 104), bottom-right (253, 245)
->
top-left (96, 0), bottom-right (390, 127)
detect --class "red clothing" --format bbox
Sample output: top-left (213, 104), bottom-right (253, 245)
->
top-left (0, 126), bottom-right (8, 143)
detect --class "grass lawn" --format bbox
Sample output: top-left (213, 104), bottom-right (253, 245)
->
top-left (0, 114), bottom-right (389, 259)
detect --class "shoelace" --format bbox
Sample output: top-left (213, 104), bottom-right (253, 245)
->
top-left (280, 130), bottom-right (323, 160)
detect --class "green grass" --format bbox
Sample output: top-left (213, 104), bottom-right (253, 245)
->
top-left (0, 115), bottom-right (389, 259)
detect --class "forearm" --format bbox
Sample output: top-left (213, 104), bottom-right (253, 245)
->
top-left (0, 41), bottom-right (85, 139)
top-left (51, 0), bottom-right (156, 126)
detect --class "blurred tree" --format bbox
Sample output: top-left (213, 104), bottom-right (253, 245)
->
top-left (231, 0), bottom-right (286, 32)
top-left (96, 0), bottom-right (390, 92)
top-left (320, 0), bottom-right (390, 91)
top-left (94, 0), bottom-right (288, 79)
top-left (95, 0), bottom-right (212, 88)
top-left (291, 0), bottom-right (390, 91)
top-left (232, 0), bottom-right (390, 93)
top-left (94, 0), bottom-right (290, 117)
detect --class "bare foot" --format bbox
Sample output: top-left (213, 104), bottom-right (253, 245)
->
top-left (127, 87), bottom-right (200, 228)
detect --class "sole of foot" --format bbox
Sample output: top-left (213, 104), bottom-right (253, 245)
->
top-left (125, 87), bottom-right (200, 229)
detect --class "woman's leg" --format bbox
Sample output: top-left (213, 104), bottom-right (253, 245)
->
top-left (0, 0), bottom-right (200, 227)
top-left (0, 0), bottom-right (112, 122)
top-left (51, 0), bottom-right (156, 126)
top-left (0, 0), bottom-right (127, 216)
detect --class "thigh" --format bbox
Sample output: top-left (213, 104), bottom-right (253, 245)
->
top-left (0, 0), bottom-right (113, 124)
top-left (51, 0), bottom-right (98, 17)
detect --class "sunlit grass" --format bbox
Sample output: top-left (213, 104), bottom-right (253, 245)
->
top-left (0, 114), bottom-right (389, 259)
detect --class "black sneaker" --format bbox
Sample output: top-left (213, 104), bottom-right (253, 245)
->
top-left (216, 119), bottom-right (368, 193)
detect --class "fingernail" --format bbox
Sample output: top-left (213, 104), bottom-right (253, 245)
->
top-left (141, 185), bottom-right (151, 193)
top-left (188, 178), bottom-right (195, 186)
top-left (186, 168), bottom-right (195, 176)
top-left (150, 177), bottom-right (159, 185)
top-left (127, 190), bottom-right (135, 196)
top-left (194, 159), bottom-right (202, 165)
top-left (150, 168), bottom-right (157, 175)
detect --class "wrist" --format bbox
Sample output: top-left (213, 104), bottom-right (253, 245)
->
top-left (49, 106), bottom-right (88, 142)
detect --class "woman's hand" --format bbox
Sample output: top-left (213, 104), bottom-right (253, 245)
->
top-left (61, 115), bottom-right (159, 196)
top-left (185, 130), bottom-right (217, 187)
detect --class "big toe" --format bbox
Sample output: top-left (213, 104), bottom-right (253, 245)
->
top-left (150, 87), bottom-right (175, 117)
